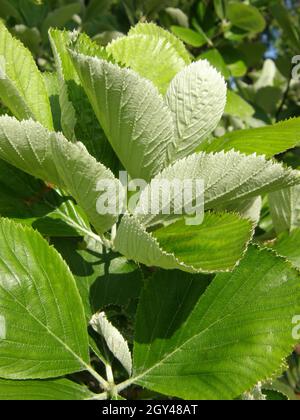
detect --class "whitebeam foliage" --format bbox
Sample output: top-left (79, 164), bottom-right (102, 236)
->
top-left (133, 247), bottom-right (300, 400)
top-left (0, 20), bottom-right (300, 401)
top-left (107, 22), bottom-right (191, 94)
top-left (70, 52), bottom-right (175, 181)
top-left (0, 219), bottom-right (89, 379)
top-left (90, 312), bottom-right (132, 376)
top-left (114, 212), bottom-right (254, 273)
top-left (135, 151), bottom-right (300, 227)
top-left (0, 116), bottom-right (121, 234)
top-left (166, 61), bottom-right (227, 160)
top-left (0, 21), bottom-right (53, 130)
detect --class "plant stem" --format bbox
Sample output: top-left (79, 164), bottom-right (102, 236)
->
top-left (105, 363), bottom-right (119, 399)
top-left (77, 225), bottom-right (112, 249)
top-left (276, 75), bottom-right (292, 122)
top-left (84, 362), bottom-right (119, 399)
top-left (105, 363), bottom-right (114, 384)
top-left (87, 392), bottom-right (109, 400)
top-left (84, 363), bottom-right (110, 391)
top-left (115, 377), bottom-right (136, 394)
top-left (54, 207), bottom-right (112, 249)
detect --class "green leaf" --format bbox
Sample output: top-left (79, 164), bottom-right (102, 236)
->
top-left (160, 7), bottom-right (189, 29)
top-left (269, 228), bottom-right (300, 270)
top-left (170, 26), bottom-right (207, 48)
top-left (70, 52), bottom-right (175, 181)
top-left (254, 58), bottom-right (276, 89)
top-left (271, 3), bottom-right (300, 51)
top-left (114, 214), bottom-right (183, 271)
top-left (82, 9), bottom-right (119, 37)
top-left (127, 22), bottom-right (191, 65)
top-left (114, 212), bottom-right (253, 273)
top-left (49, 30), bottom-right (117, 170)
top-left (152, 212), bottom-right (253, 272)
top-left (0, 0), bottom-right (22, 20)
top-left (224, 27), bottom-right (250, 42)
top-left (28, 196), bottom-right (90, 238)
top-left (227, 2), bottom-right (266, 34)
top-left (213, 0), bottom-right (227, 20)
top-left (276, 55), bottom-right (293, 79)
top-left (134, 0), bottom-right (179, 17)
top-left (0, 219), bottom-right (89, 379)
top-left (73, 30), bottom-right (110, 60)
top-left (269, 185), bottom-right (300, 234)
top-left (224, 197), bottom-right (262, 225)
top-left (107, 23), bottom-right (191, 94)
top-left (84, 0), bottom-right (113, 22)
top-left (225, 90), bottom-right (255, 119)
top-left (42, 72), bottom-right (61, 132)
top-left (166, 61), bottom-right (226, 161)
top-left (255, 86), bottom-right (282, 115)
top-left (219, 46), bottom-right (247, 77)
top-left (11, 25), bottom-right (41, 56)
top-left (136, 151), bottom-right (300, 228)
top-left (133, 246), bottom-right (300, 400)
top-left (237, 42), bottom-right (267, 68)
top-left (91, 311), bottom-right (132, 375)
top-left (203, 118), bottom-right (300, 157)
top-left (15, 0), bottom-right (49, 27)
top-left (0, 116), bottom-right (121, 234)
top-left (0, 21), bottom-right (53, 130)
top-left (41, 3), bottom-right (81, 39)
top-left (93, 31), bottom-right (124, 47)
top-left (0, 378), bottom-right (94, 400)
top-left (198, 49), bottom-right (231, 79)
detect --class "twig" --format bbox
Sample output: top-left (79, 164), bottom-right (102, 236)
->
top-left (276, 76), bottom-right (292, 122)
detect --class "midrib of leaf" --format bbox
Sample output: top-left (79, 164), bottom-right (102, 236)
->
top-left (137, 152), bottom-right (299, 228)
top-left (42, 194), bottom-right (88, 231)
top-left (52, 209), bottom-right (106, 246)
top-left (210, 159), bottom-right (259, 198)
top-left (176, 157), bottom-right (267, 209)
top-left (205, 156), bottom-right (295, 206)
top-left (70, 52), bottom-right (175, 181)
top-left (207, 164), bottom-right (266, 205)
top-left (117, 314), bottom-right (238, 391)
top-left (176, 75), bottom-right (205, 150)
top-left (116, 256), bottom-right (289, 392)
